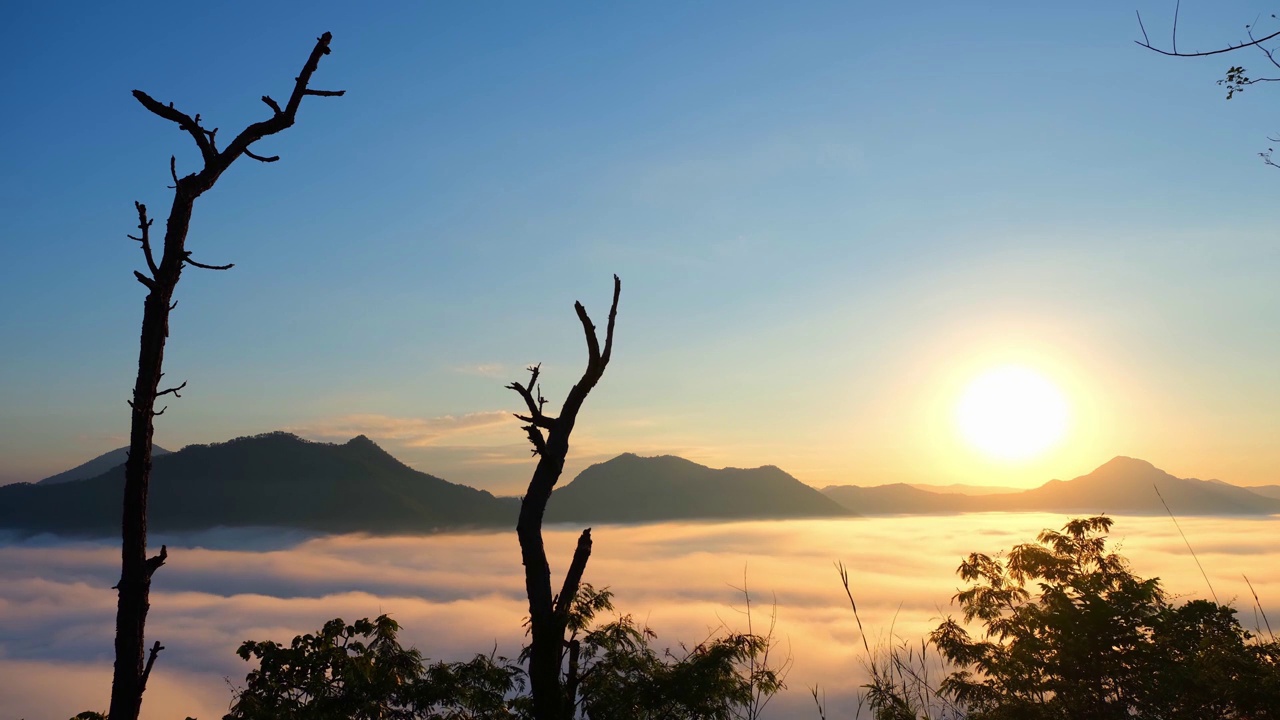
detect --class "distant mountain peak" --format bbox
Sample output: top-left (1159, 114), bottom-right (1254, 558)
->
top-left (37, 444), bottom-right (172, 486)
top-left (1082, 456), bottom-right (1173, 485)
top-left (547, 452), bottom-right (849, 523)
top-left (3, 428), bottom-right (514, 536)
top-left (1098, 456), bottom-right (1158, 471)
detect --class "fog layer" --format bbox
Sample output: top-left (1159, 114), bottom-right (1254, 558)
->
top-left (1, 514), bottom-right (1276, 719)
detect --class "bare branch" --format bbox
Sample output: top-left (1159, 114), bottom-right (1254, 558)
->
top-left (1136, 24), bottom-right (1280, 57)
top-left (600, 274), bottom-right (621, 366)
top-left (1248, 25), bottom-right (1280, 72)
top-left (131, 91), bottom-right (218, 165)
top-left (126, 202), bottom-right (159, 277)
top-left (221, 32), bottom-right (344, 165)
top-left (507, 364), bottom-right (557, 431)
top-left (575, 302), bottom-right (601, 366)
top-left (242, 147), bottom-right (280, 163)
top-left (1137, 10), bottom-right (1151, 48)
top-left (1172, 0), bottom-right (1180, 55)
top-left (133, 270), bottom-right (156, 290)
top-left (145, 545), bottom-right (167, 577)
top-left (169, 156), bottom-right (179, 187)
top-left (156, 381), bottom-right (186, 398)
top-left (183, 252), bottom-right (234, 271)
top-left (139, 640), bottom-right (164, 695)
top-left (521, 423), bottom-right (548, 455)
top-left (553, 529), bottom-right (593, 625)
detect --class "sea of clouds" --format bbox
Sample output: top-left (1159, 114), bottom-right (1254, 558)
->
top-left (2, 513), bottom-right (1277, 719)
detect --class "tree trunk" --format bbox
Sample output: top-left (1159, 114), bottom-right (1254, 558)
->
top-left (508, 276), bottom-right (620, 720)
top-left (106, 34), bottom-right (342, 720)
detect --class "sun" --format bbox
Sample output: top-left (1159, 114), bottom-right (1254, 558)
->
top-left (956, 365), bottom-right (1069, 462)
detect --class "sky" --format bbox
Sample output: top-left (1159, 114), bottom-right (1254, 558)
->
top-left (2, 515), bottom-right (1277, 718)
top-left (2, 1), bottom-right (1279, 493)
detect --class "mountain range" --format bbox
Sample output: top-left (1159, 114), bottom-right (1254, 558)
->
top-left (0, 432), bottom-right (1276, 537)
top-left (544, 453), bottom-right (847, 522)
top-left (0, 433), bottom-right (513, 536)
top-left (821, 456), bottom-right (1280, 516)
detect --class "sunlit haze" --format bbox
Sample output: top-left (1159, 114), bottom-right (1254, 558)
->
top-left (3, 3), bottom-right (1280, 718)
top-left (956, 365), bottom-right (1069, 462)
top-left (2, 2), bottom-right (1279, 493)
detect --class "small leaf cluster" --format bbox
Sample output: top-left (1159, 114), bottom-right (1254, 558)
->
top-left (1220, 65), bottom-right (1252, 99)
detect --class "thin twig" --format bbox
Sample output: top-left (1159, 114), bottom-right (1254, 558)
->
top-left (837, 561), bottom-right (872, 657)
top-left (1154, 483), bottom-right (1218, 603)
top-left (1243, 574), bottom-right (1275, 641)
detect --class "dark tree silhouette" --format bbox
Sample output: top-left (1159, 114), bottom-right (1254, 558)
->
top-left (507, 275), bottom-right (621, 720)
top-left (1136, 4), bottom-right (1280, 166)
top-left (109, 34), bottom-right (343, 720)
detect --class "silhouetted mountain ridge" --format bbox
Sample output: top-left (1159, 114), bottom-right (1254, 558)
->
top-left (0, 432), bottom-right (515, 535)
top-left (3, 439), bottom-right (1275, 539)
top-left (821, 456), bottom-right (1280, 516)
top-left (36, 445), bottom-right (171, 485)
top-left (546, 453), bottom-right (850, 522)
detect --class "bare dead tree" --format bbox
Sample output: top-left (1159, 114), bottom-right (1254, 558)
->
top-left (508, 275), bottom-right (621, 720)
top-left (108, 34), bottom-right (343, 720)
top-left (1136, 4), bottom-right (1280, 165)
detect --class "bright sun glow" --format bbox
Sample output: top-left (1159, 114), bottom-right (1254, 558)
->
top-left (956, 365), bottom-right (1069, 461)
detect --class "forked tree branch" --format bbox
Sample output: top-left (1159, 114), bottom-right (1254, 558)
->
top-left (1135, 9), bottom-right (1280, 58)
top-left (133, 32), bottom-right (345, 191)
top-left (512, 275), bottom-right (621, 720)
top-left (110, 32), bottom-right (342, 720)
top-left (509, 364), bottom-right (556, 429)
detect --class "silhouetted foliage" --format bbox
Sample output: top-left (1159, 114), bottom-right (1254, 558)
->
top-left (226, 615), bottom-right (521, 720)
top-left (219, 586), bottom-right (783, 720)
top-left (555, 585), bottom-right (786, 720)
top-left (109, 33), bottom-right (343, 720)
top-left (861, 516), bottom-right (1280, 719)
top-left (1136, 5), bottom-right (1280, 166)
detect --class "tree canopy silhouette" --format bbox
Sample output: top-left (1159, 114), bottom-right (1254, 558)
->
top-left (220, 586), bottom-right (783, 720)
top-left (862, 516), bottom-right (1280, 720)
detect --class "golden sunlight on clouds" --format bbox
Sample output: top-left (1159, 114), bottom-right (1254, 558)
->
top-left (955, 364), bottom-right (1069, 462)
top-left (1, 515), bottom-right (1276, 719)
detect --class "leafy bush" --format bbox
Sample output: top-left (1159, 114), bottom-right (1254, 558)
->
top-left (220, 585), bottom-right (783, 720)
top-left (867, 516), bottom-right (1280, 720)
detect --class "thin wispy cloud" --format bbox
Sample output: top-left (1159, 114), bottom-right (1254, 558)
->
top-left (288, 412), bottom-right (515, 448)
top-left (452, 363), bottom-right (508, 378)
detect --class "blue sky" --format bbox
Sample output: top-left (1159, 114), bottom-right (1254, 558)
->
top-left (2, 1), bottom-right (1278, 491)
